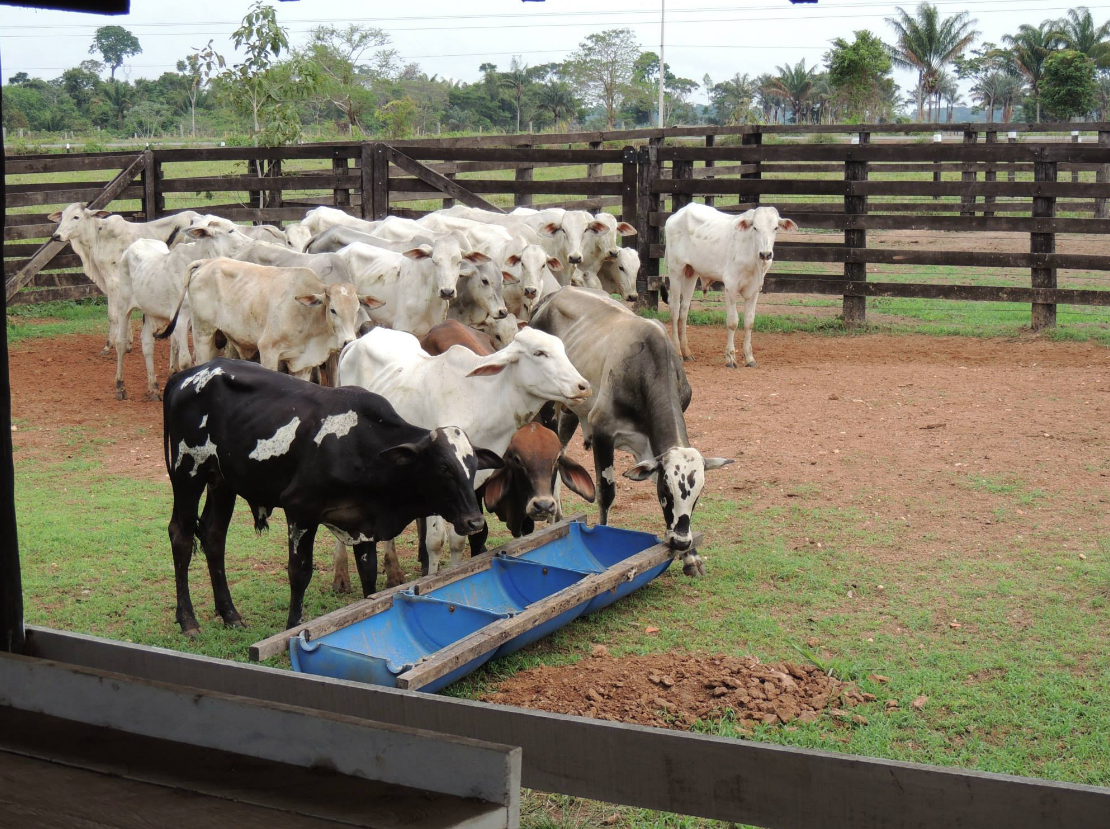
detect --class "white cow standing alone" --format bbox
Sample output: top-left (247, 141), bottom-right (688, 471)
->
top-left (664, 204), bottom-right (797, 368)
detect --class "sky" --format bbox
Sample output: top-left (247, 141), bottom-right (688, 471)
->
top-left (0, 0), bottom-right (1104, 104)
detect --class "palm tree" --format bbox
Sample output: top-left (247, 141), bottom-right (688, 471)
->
top-left (886, 3), bottom-right (980, 122)
top-left (712, 73), bottom-right (755, 124)
top-left (498, 56), bottom-right (536, 133)
top-left (1053, 7), bottom-right (1110, 68)
top-left (1097, 73), bottom-right (1110, 120)
top-left (769, 59), bottom-right (819, 124)
top-left (536, 81), bottom-right (576, 130)
top-left (99, 79), bottom-right (132, 127)
top-left (754, 74), bottom-right (781, 123)
top-left (934, 71), bottom-right (962, 122)
top-left (1003, 22), bottom-right (1065, 122)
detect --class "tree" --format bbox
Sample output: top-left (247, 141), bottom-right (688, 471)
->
top-left (567, 28), bottom-right (640, 129)
top-left (1096, 73), bottom-right (1110, 119)
top-left (1053, 7), bottom-right (1110, 68)
top-left (1041, 49), bottom-right (1098, 120)
top-left (826, 30), bottom-right (894, 121)
top-left (59, 64), bottom-right (101, 111)
top-left (99, 80), bottom-right (133, 127)
top-left (8, 72), bottom-right (30, 86)
top-left (125, 101), bottom-right (174, 139)
top-left (89, 25), bottom-right (141, 81)
top-left (377, 96), bottom-right (417, 139)
top-left (1004, 22), bottom-right (1065, 122)
top-left (769, 59), bottom-right (819, 124)
top-left (708, 73), bottom-right (755, 124)
top-left (935, 72), bottom-right (961, 121)
top-left (499, 56), bottom-right (539, 133)
top-left (536, 80), bottom-right (577, 129)
top-left (177, 41), bottom-right (222, 137)
top-left (308, 24), bottom-right (390, 134)
top-left (886, 3), bottom-right (979, 121)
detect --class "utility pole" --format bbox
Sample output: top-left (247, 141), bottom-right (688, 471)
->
top-left (658, 0), bottom-right (665, 128)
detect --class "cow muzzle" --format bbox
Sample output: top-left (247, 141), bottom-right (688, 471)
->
top-left (50, 234), bottom-right (62, 243)
top-left (567, 254), bottom-right (583, 265)
top-left (564, 381), bottom-right (592, 401)
top-left (527, 497), bottom-right (557, 519)
top-left (523, 288), bottom-right (538, 299)
top-left (456, 514), bottom-right (486, 536)
top-left (759, 251), bottom-right (774, 262)
top-left (495, 307), bottom-right (508, 320)
top-left (624, 293), bottom-right (638, 302)
top-left (440, 288), bottom-right (456, 300)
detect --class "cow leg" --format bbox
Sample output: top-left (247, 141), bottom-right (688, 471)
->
top-left (592, 432), bottom-right (617, 526)
top-left (678, 277), bottom-right (696, 361)
top-left (284, 518), bottom-right (319, 630)
top-left (168, 480), bottom-right (204, 636)
top-left (467, 521), bottom-right (489, 557)
top-left (667, 272), bottom-right (682, 355)
top-left (193, 328), bottom-right (219, 365)
top-left (170, 312), bottom-right (193, 373)
top-left (102, 294), bottom-right (119, 357)
top-left (352, 541), bottom-right (379, 598)
top-left (331, 539), bottom-right (351, 593)
top-left (382, 538), bottom-right (407, 587)
top-left (556, 408), bottom-right (580, 449)
top-left (197, 481), bottom-right (244, 628)
top-left (448, 528), bottom-right (468, 570)
top-left (423, 517), bottom-right (448, 577)
top-left (141, 315), bottom-right (162, 401)
top-left (741, 290), bottom-right (760, 368)
top-left (113, 304), bottom-right (129, 401)
top-left (724, 289), bottom-right (741, 369)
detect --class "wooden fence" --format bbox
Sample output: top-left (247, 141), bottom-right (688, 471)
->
top-left (5, 122), bottom-right (1110, 329)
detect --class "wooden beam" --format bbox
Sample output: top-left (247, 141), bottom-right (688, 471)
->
top-left (4, 152), bottom-right (146, 302)
top-left (387, 147), bottom-right (506, 213)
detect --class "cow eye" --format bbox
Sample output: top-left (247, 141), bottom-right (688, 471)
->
top-left (482, 279), bottom-right (490, 286)
top-left (533, 350), bottom-right (546, 358)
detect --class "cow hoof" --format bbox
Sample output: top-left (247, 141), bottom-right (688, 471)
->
top-left (222, 616), bottom-right (247, 629)
top-left (681, 554), bottom-right (706, 577)
top-left (745, 360), bottom-right (758, 368)
top-left (115, 386), bottom-right (127, 400)
top-left (182, 626), bottom-right (201, 639)
top-left (99, 346), bottom-right (112, 358)
top-left (385, 569), bottom-right (405, 588)
top-left (146, 390), bottom-right (162, 402)
top-left (331, 576), bottom-right (352, 594)
top-left (725, 359), bottom-right (737, 369)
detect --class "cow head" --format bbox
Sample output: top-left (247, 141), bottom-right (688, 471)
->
top-left (381, 426), bottom-right (502, 536)
top-left (459, 252), bottom-right (510, 321)
top-left (184, 223), bottom-right (254, 258)
top-left (505, 242), bottom-right (556, 301)
top-left (48, 202), bottom-right (110, 244)
top-left (474, 313), bottom-right (528, 350)
top-left (605, 247), bottom-right (641, 302)
top-left (465, 327), bottom-right (590, 405)
top-left (403, 233), bottom-right (466, 300)
top-left (484, 423), bottom-right (595, 521)
top-left (735, 207), bottom-right (798, 263)
top-left (300, 282), bottom-right (383, 352)
top-left (624, 448), bottom-right (733, 575)
top-left (536, 209), bottom-right (596, 266)
top-left (285, 222), bottom-right (313, 252)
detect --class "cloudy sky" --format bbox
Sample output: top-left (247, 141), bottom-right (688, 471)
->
top-left (0, 0), bottom-right (1099, 102)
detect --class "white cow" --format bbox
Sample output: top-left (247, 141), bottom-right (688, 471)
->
top-left (47, 203), bottom-right (202, 355)
top-left (187, 214), bottom-right (290, 247)
top-left (595, 246), bottom-right (641, 302)
top-left (332, 240), bottom-right (480, 337)
top-left (336, 325), bottom-right (591, 587)
top-left (166, 258), bottom-right (379, 378)
top-left (665, 204), bottom-right (797, 367)
top-left (283, 221), bottom-right (313, 252)
top-left (300, 206), bottom-right (380, 239)
top-left (115, 222), bottom-right (254, 401)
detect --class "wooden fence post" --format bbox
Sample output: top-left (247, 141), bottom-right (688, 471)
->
top-left (960, 129), bottom-right (978, 217)
top-left (1096, 130), bottom-right (1109, 220)
top-left (1071, 131), bottom-right (1080, 184)
top-left (263, 158), bottom-right (282, 227)
top-left (332, 156), bottom-right (351, 211)
top-left (442, 171), bottom-right (457, 209)
top-left (586, 140), bottom-right (603, 180)
top-left (984, 131), bottom-right (997, 219)
top-left (741, 130), bottom-right (762, 208)
top-left (621, 144), bottom-right (638, 245)
top-left (514, 167), bottom-right (533, 209)
top-left (703, 134), bottom-right (715, 207)
top-left (370, 143), bottom-right (390, 221)
top-left (1031, 154), bottom-right (1058, 330)
top-left (671, 157), bottom-right (693, 216)
top-left (141, 149), bottom-right (156, 222)
top-left (1008, 133), bottom-right (1017, 183)
top-left (843, 131), bottom-right (869, 328)
top-left (359, 142), bottom-right (373, 221)
top-left (635, 139), bottom-right (661, 312)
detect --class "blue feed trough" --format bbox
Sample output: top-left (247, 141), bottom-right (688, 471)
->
top-left (286, 520), bottom-right (681, 693)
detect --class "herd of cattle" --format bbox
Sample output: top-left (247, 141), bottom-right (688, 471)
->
top-left (47, 198), bottom-right (797, 635)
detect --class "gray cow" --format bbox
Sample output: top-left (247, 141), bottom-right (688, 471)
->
top-left (530, 287), bottom-right (732, 576)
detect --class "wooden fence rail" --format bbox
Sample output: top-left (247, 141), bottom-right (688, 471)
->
top-left (6, 123), bottom-right (1110, 326)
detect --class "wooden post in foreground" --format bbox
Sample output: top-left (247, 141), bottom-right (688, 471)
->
top-left (635, 139), bottom-right (661, 311)
top-left (984, 131), bottom-right (997, 219)
top-left (843, 131), bottom-right (869, 328)
top-left (703, 134), bottom-right (715, 207)
top-left (1031, 156), bottom-right (1058, 330)
top-left (1096, 130), bottom-right (1109, 220)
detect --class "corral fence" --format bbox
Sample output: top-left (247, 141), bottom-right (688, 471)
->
top-left (5, 122), bottom-right (1110, 330)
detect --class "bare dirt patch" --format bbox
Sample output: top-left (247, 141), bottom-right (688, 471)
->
top-left (483, 650), bottom-right (867, 730)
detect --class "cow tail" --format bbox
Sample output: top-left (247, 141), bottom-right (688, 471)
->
top-left (660, 280), bottom-right (669, 305)
top-left (156, 258), bottom-right (205, 340)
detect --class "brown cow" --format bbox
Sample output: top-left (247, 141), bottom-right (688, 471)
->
top-left (482, 422), bottom-right (595, 537)
top-left (418, 319), bottom-right (496, 357)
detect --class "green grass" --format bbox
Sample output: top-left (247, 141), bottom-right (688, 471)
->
top-left (6, 297), bottom-right (111, 342)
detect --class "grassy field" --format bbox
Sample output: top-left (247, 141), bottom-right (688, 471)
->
top-left (6, 300), bottom-right (1110, 829)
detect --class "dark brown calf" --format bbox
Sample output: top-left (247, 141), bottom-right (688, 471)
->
top-left (419, 319), bottom-right (496, 357)
top-left (482, 422), bottom-right (595, 537)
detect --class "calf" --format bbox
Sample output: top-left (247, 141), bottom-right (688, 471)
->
top-left (163, 358), bottom-right (500, 634)
top-left (530, 287), bottom-right (733, 576)
top-left (116, 222), bottom-right (253, 400)
top-left (47, 203), bottom-right (201, 355)
top-left (665, 203), bottom-right (797, 367)
top-left (163, 258), bottom-right (379, 379)
top-left (483, 423), bottom-right (595, 538)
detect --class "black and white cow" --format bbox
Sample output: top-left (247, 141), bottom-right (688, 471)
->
top-left (529, 288), bottom-right (733, 576)
top-left (163, 358), bottom-right (501, 635)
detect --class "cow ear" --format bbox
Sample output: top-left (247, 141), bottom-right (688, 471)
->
top-left (623, 456), bottom-right (661, 481)
top-left (703, 457), bottom-right (734, 471)
top-left (94, 210), bottom-right (112, 219)
top-left (466, 362), bottom-right (507, 377)
top-left (474, 447), bottom-right (504, 471)
top-left (296, 294), bottom-right (325, 307)
top-left (615, 222), bottom-right (637, 236)
top-left (587, 220), bottom-right (609, 233)
top-left (360, 295), bottom-right (385, 309)
top-left (735, 210), bottom-right (755, 232)
top-left (403, 246), bottom-right (432, 260)
top-left (559, 456), bottom-right (596, 503)
top-left (517, 319), bottom-right (529, 331)
top-left (186, 227), bottom-right (212, 239)
top-left (546, 256), bottom-right (563, 272)
top-left (47, 211), bottom-right (63, 222)
top-left (463, 251), bottom-right (491, 264)
top-left (482, 466), bottom-right (511, 511)
top-left (538, 222), bottom-right (559, 237)
top-left (501, 270), bottom-right (519, 284)
top-left (505, 254), bottom-right (521, 266)
top-left (778, 217), bottom-right (798, 232)
top-left (380, 443), bottom-right (420, 465)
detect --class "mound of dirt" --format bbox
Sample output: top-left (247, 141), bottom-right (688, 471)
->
top-left (484, 651), bottom-right (870, 730)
